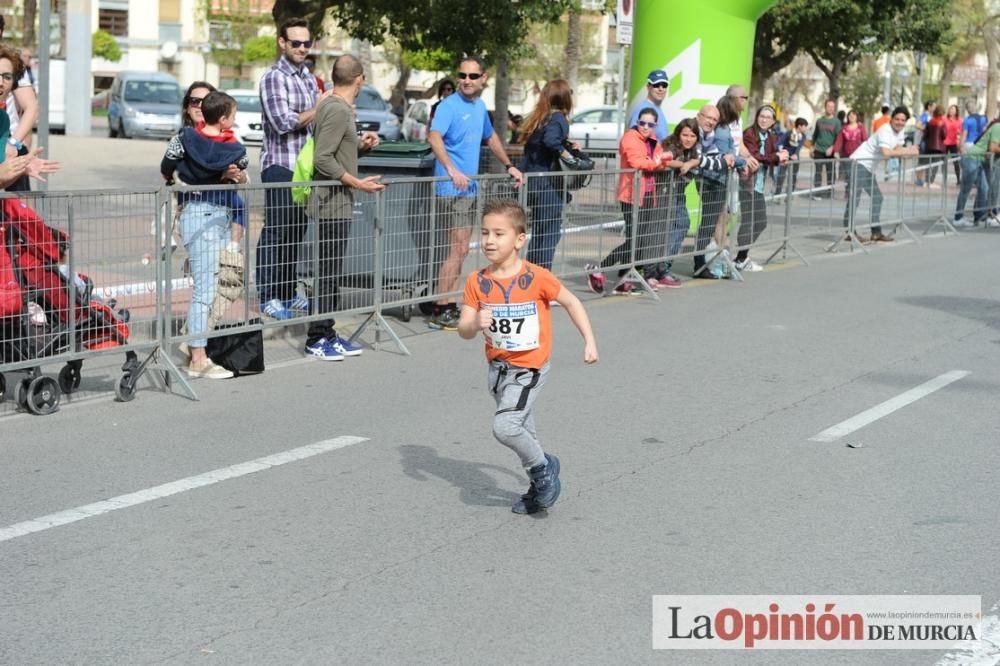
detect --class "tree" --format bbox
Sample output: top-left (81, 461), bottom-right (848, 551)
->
top-left (841, 56), bottom-right (883, 122)
top-left (517, 13), bottom-right (605, 91)
top-left (933, 0), bottom-right (984, 105)
top-left (766, 0), bottom-right (952, 101)
top-left (92, 30), bottom-right (122, 62)
top-left (751, 9), bottom-right (805, 112)
top-left (564, 6), bottom-right (581, 90)
top-left (22, 0), bottom-right (36, 47)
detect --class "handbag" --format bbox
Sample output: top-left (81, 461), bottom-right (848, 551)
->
top-left (559, 140), bottom-right (595, 191)
top-left (206, 318), bottom-right (265, 376)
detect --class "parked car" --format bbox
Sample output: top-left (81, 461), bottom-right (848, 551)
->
top-left (567, 105), bottom-right (625, 152)
top-left (401, 99), bottom-right (432, 141)
top-left (226, 89), bottom-right (264, 144)
top-left (355, 85), bottom-right (401, 141)
top-left (107, 71), bottom-right (183, 139)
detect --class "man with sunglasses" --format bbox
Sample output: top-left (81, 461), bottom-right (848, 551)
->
top-left (628, 70), bottom-right (670, 142)
top-left (256, 17), bottom-right (333, 321)
top-left (426, 55), bottom-right (524, 331)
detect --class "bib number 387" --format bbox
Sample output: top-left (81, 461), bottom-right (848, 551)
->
top-left (484, 302), bottom-right (540, 351)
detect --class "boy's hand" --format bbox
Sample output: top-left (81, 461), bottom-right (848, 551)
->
top-left (583, 341), bottom-right (599, 364)
top-left (478, 307), bottom-right (493, 331)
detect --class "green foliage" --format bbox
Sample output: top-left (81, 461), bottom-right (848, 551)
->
top-left (763, 0), bottom-right (953, 98)
top-left (242, 35), bottom-right (275, 63)
top-left (842, 57), bottom-right (883, 122)
top-left (517, 16), bottom-right (604, 88)
top-left (92, 29), bottom-right (121, 62)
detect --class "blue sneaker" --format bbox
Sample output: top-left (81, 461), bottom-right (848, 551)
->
top-left (511, 482), bottom-right (542, 515)
top-left (329, 335), bottom-right (363, 357)
top-left (284, 296), bottom-right (310, 313)
top-left (304, 338), bottom-right (344, 361)
top-left (262, 298), bottom-right (293, 321)
top-left (527, 453), bottom-right (561, 509)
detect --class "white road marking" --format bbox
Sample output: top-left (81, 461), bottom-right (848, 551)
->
top-left (809, 370), bottom-right (969, 443)
top-left (935, 602), bottom-right (1000, 666)
top-left (0, 435), bottom-right (368, 544)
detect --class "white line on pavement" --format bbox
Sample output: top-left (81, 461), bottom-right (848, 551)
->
top-left (809, 370), bottom-right (970, 443)
top-left (0, 435), bottom-right (369, 545)
top-left (934, 601), bottom-right (1000, 666)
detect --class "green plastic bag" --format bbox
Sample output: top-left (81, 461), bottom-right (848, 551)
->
top-left (291, 136), bottom-right (314, 205)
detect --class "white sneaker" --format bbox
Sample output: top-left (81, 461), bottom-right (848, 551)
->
top-left (186, 359), bottom-right (233, 379)
top-left (735, 258), bottom-right (763, 272)
top-left (953, 219), bottom-right (974, 228)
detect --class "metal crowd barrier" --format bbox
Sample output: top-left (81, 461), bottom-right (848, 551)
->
top-left (3, 150), bottom-right (979, 413)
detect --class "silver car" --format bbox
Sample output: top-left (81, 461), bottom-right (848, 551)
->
top-left (567, 105), bottom-right (625, 152)
top-left (107, 71), bottom-right (183, 140)
top-left (227, 89), bottom-right (264, 144)
top-left (354, 85), bottom-right (401, 141)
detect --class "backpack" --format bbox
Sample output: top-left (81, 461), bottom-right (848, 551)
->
top-left (291, 136), bottom-right (315, 206)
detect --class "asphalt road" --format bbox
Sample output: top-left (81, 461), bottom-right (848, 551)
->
top-left (2, 216), bottom-right (998, 664)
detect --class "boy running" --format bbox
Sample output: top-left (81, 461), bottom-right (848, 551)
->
top-left (457, 200), bottom-right (599, 514)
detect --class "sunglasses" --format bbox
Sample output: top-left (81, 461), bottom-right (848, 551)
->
top-left (287, 39), bottom-right (313, 49)
top-left (637, 120), bottom-right (656, 128)
top-left (457, 72), bottom-right (482, 80)
top-left (185, 96), bottom-right (204, 108)
top-left (650, 82), bottom-right (668, 89)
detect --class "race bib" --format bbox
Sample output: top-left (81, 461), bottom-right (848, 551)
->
top-left (483, 302), bottom-right (540, 352)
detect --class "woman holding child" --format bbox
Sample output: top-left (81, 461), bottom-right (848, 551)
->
top-left (162, 86), bottom-right (250, 379)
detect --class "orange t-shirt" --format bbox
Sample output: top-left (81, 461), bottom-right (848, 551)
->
top-left (463, 261), bottom-right (562, 369)
top-left (872, 115), bottom-right (890, 134)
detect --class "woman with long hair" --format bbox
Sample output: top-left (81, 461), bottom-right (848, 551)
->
top-left (649, 118), bottom-right (702, 287)
top-left (944, 104), bottom-right (963, 183)
top-left (585, 107), bottom-right (671, 294)
top-left (181, 81), bottom-right (216, 128)
top-left (737, 105), bottom-right (788, 272)
top-left (518, 79), bottom-right (576, 269)
top-left (924, 105), bottom-right (947, 187)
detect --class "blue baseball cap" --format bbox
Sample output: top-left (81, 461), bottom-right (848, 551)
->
top-left (647, 70), bottom-right (669, 85)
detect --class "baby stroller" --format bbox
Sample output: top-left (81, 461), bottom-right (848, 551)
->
top-left (0, 198), bottom-right (136, 414)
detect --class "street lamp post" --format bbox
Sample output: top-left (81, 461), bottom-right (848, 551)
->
top-left (896, 68), bottom-right (910, 107)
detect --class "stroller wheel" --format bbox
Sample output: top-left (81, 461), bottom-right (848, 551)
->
top-left (118, 308), bottom-right (131, 323)
top-left (400, 303), bottom-right (412, 323)
top-left (14, 378), bottom-right (31, 410)
top-left (0, 373), bottom-right (5, 402)
top-left (26, 377), bottom-right (60, 415)
top-left (59, 363), bottom-right (82, 394)
top-left (115, 372), bottom-right (137, 402)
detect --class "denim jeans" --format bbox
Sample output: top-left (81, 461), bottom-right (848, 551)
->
top-left (955, 156), bottom-right (988, 222)
top-left (525, 175), bottom-right (564, 270)
top-left (256, 165), bottom-right (307, 304)
top-left (180, 202), bottom-right (230, 348)
top-left (661, 191), bottom-right (689, 274)
top-left (842, 165), bottom-right (883, 234)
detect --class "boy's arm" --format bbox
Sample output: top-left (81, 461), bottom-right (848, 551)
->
top-left (457, 304), bottom-right (490, 340)
top-left (553, 286), bottom-right (599, 364)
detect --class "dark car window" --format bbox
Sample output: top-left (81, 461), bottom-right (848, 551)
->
top-left (356, 88), bottom-right (387, 111)
top-left (232, 96), bottom-right (262, 113)
top-left (124, 81), bottom-right (181, 105)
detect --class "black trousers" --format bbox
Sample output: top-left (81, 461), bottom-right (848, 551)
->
top-left (736, 187), bottom-right (768, 261)
top-left (306, 217), bottom-right (352, 346)
top-left (601, 192), bottom-right (657, 277)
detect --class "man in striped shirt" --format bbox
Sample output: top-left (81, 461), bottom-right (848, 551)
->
top-left (256, 17), bottom-right (332, 321)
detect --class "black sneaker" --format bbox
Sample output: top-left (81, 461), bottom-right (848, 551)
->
top-left (511, 482), bottom-right (542, 515)
top-left (528, 453), bottom-right (561, 508)
top-left (428, 307), bottom-right (459, 330)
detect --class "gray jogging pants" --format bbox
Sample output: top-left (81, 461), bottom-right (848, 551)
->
top-left (487, 360), bottom-right (550, 469)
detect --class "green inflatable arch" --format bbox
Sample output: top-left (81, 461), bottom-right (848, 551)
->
top-left (629, 0), bottom-right (775, 126)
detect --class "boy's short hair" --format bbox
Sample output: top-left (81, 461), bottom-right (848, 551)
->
top-left (482, 199), bottom-right (527, 235)
top-left (201, 91), bottom-right (237, 125)
top-left (794, 117), bottom-right (808, 128)
top-left (891, 105), bottom-right (911, 121)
